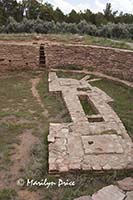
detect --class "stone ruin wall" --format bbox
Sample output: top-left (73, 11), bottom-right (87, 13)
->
top-left (0, 43), bottom-right (133, 82)
top-left (48, 72), bottom-right (132, 173)
top-left (0, 44), bottom-right (39, 72)
top-left (46, 44), bottom-right (133, 81)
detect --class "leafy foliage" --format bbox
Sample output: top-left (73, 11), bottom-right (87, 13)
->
top-left (0, 1), bottom-right (133, 39)
top-left (0, 0), bottom-right (132, 26)
top-left (0, 17), bottom-right (133, 39)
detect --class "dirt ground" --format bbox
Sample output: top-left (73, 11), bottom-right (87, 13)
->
top-left (0, 72), bottom-right (48, 199)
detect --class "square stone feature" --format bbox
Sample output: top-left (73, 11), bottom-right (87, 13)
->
top-left (82, 135), bottom-right (124, 154)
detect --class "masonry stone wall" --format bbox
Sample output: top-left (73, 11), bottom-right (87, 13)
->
top-left (46, 44), bottom-right (133, 81)
top-left (0, 43), bottom-right (133, 81)
top-left (0, 44), bottom-right (39, 72)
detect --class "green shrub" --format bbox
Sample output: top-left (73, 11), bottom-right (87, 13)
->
top-left (1, 17), bottom-right (133, 40)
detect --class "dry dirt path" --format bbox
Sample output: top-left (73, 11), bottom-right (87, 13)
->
top-left (30, 77), bottom-right (49, 117)
top-left (10, 131), bottom-right (40, 183)
top-left (0, 76), bottom-right (48, 200)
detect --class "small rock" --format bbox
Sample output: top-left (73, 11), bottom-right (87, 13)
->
top-left (23, 99), bottom-right (27, 102)
top-left (117, 177), bottom-right (133, 191)
top-left (103, 164), bottom-right (111, 170)
top-left (92, 164), bottom-right (102, 170)
top-left (92, 185), bottom-right (125, 200)
top-left (125, 191), bottom-right (133, 200)
top-left (34, 35), bottom-right (41, 40)
top-left (74, 196), bottom-right (92, 200)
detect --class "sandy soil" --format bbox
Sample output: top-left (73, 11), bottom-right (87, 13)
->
top-left (30, 77), bottom-right (48, 117)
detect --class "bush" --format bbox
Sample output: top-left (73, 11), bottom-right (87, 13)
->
top-left (55, 22), bottom-right (66, 33)
top-left (111, 23), bottom-right (129, 39)
top-left (126, 24), bottom-right (133, 39)
top-left (97, 24), bottom-right (113, 38)
top-left (77, 20), bottom-right (97, 35)
top-left (16, 18), bottom-right (34, 33)
top-left (65, 23), bottom-right (78, 34)
top-left (0, 17), bottom-right (133, 40)
top-left (5, 17), bottom-right (19, 33)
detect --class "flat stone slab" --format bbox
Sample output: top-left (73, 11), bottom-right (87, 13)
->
top-left (59, 79), bottom-right (79, 86)
top-left (117, 177), bottom-right (133, 191)
top-left (125, 191), bottom-right (133, 200)
top-left (82, 135), bottom-right (123, 154)
top-left (92, 185), bottom-right (125, 200)
top-left (74, 196), bottom-right (92, 200)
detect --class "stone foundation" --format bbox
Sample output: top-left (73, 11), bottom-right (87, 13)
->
top-left (48, 72), bottom-right (133, 173)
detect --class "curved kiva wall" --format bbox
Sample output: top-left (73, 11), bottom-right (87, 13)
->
top-left (0, 43), bottom-right (133, 82)
top-left (46, 44), bottom-right (133, 81)
top-left (0, 44), bottom-right (39, 72)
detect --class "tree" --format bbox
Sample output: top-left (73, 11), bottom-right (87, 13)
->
top-left (103, 3), bottom-right (112, 20)
top-left (90, 13), bottom-right (96, 24)
top-left (120, 13), bottom-right (133, 24)
top-left (39, 2), bottom-right (55, 21)
top-left (67, 10), bottom-right (80, 23)
top-left (21, 0), bottom-right (41, 19)
top-left (54, 7), bottom-right (66, 22)
top-left (80, 9), bottom-right (92, 23)
top-left (0, 0), bottom-right (22, 23)
top-left (0, 1), bottom-right (5, 25)
top-left (94, 12), bottom-right (107, 25)
top-left (103, 3), bottom-right (118, 22)
top-left (0, 0), bottom-right (132, 27)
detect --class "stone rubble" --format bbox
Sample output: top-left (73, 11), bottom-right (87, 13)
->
top-left (92, 185), bottom-right (125, 200)
top-left (74, 196), bottom-right (93, 200)
top-left (73, 178), bottom-right (133, 200)
top-left (125, 191), bottom-right (133, 200)
top-left (117, 177), bottom-right (133, 191)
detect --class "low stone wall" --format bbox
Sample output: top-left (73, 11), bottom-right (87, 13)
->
top-left (46, 44), bottom-right (133, 81)
top-left (0, 44), bottom-right (39, 72)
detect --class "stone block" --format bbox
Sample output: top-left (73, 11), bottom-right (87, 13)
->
top-left (74, 196), bottom-right (92, 200)
top-left (125, 191), bottom-right (133, 200)
top-left (82, 135), bottom-right (123, 154)
top-left (92, 185), bottom-right (125, 200)
top-left (117, 177), bottom-right (133, 191)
